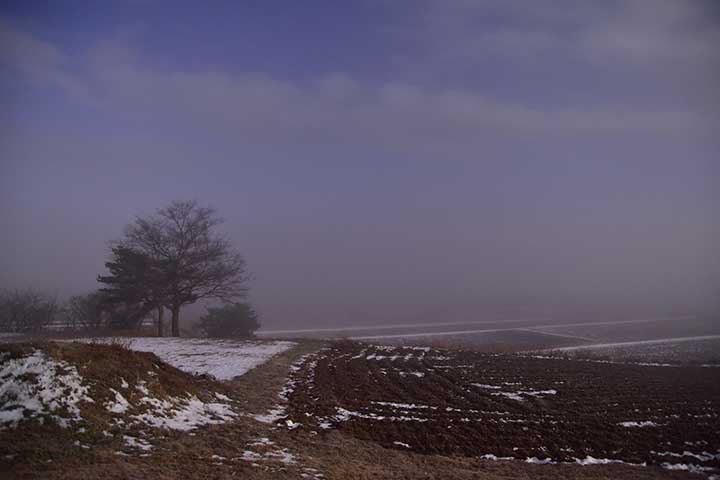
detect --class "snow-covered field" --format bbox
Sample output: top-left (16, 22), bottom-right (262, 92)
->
top-left (76, 337), bottom-right (296, 380)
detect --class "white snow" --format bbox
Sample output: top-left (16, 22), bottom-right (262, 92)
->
top-left (249, 437), bottom-right (274, 446)
top-left (0, 350), bottom-right (92, 429)
top-left (265, 449), bottom-right (297, 464)
top-left (74, 338), bottom-right (296, 380)
top-left (525, 457), bottom-right (553, 464)
top-left (348, 317), bottom-right (681, 340)
top-left (524, 389), bottom-right (557, 397)
top-left (393, 441), bottom-right (411, 448)
top-left (105, 388), bottom-right (130, 414)
top-left (552, 335), bottom-right (720, 352)
top-left (131, 386), bottom-right (237, 431)
top-left (240, 450), bottom-right (262, 461)
top-left (253, 407), bottom-right (286, 424)
top-left (238, 448), bottom-right (297, 465)
top-left (371, 401), bottom-right (436, 410)
top-left (331, 407), bottom-right (429, 423)
top-left (574, 456), bottom-right (624, 465)
top-left (661, 463), bottom-right (715, 474)
top-left (492, 389), bottom-right (557, 401)
top-left (492, 392), bottom-right (524, 401)
top-left (479, 453), bottom-right (513, 460)
top-left (653, 451), bottom-right (720, 462)
top-left (123, 435), bottom-right (153, 451)
top-left (618, 421), bottom-right (659, 428)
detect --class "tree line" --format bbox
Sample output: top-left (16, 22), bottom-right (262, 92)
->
top-left (0, 200), bottom-right (259, 337)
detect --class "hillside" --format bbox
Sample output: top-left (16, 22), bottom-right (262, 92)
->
top-left (0, 339), bottom-right (716, 479)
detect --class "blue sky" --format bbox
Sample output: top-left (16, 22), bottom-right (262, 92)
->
top-left (1, 1), bottom-right (718, 326)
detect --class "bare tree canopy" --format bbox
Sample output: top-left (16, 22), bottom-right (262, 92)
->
top-left (65, 291), bottom-right (107, 331)
top-left (0, 289), bottom-right (59, 333)
top-left (106, 200), bottom-right (250, 336)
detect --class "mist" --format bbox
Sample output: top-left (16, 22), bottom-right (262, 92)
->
top-left (1, 0), bottom-right (718, 330)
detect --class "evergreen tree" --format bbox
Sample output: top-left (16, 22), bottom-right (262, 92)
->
top-left (97, 246), bottom-right (168, 334)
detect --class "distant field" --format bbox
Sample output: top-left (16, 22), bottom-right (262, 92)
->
top-left (259, 316), bottom-right (720, 353)
top-left (541, 336), bottom-right (720, 366)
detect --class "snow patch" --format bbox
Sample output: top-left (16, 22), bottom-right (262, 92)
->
top-left (123, 435), bottom-right (152, 451)
top-left (130, 381), bottom-right (237, 431)
top-left (618, 421), bottom-right (659, 428)
top-left (105, 388), bottom-right (130, 414)
top-left (0, 350), bottom-right (92, 429)
top-left (74, 338), bottom-right (296, 380)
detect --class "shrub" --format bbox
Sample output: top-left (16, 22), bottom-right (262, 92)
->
top-left (197, 303), bottom-right (260, 338)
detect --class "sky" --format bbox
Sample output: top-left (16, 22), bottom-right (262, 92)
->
top-left (1, 0), bottom-right (719, 328)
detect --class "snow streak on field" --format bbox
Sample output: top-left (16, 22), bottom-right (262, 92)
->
top-left (552, 335), bottom-right (720, 352)
top-left (541, 336), bottom-right (720, 366)
top-left (285, 343), bottom-right (720, 478)
top-left (78, 338), bottom-right (296, 380)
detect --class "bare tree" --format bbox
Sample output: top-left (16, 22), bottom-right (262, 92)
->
top-left (0, 288), bottom-right (59, 333)
top-left (116, 200), bottom-right (250, 336)
top-left (65, 291), bottom-right (106, 331)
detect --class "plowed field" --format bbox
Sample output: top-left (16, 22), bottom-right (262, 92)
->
top-left (286, 342), bottom-right (720, 476)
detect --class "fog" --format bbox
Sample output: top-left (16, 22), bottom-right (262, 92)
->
top-left (1, 1), bottom-right (718, 329)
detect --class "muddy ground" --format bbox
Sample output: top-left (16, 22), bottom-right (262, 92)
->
top-left (286, 342), bottom-right (720, 474)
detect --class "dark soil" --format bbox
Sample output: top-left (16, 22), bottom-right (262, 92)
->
top-left (286, 342), bottom-right (720, 473)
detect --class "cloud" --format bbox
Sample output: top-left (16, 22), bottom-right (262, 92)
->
top-left (0, 21), bottom-right (91, 101)
top-left (407, 0), bottom-right (720, 67)
top-left (0, 21), bottom-right (65, 76)
top-left (0, 19), bottom-right (715, 154)
top-left (581, 0), bottom-right (720, 64)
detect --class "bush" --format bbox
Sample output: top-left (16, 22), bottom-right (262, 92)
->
top-left (197, 303), bottom-right (260, 338)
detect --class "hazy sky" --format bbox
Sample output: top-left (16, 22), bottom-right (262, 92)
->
top-left (1, 1), bottom-right (718, 327)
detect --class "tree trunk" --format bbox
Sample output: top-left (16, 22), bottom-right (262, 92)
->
top-left (171, 306), bottom-right (180, 337)
top-left (157, 305), bottom-right (164, 337)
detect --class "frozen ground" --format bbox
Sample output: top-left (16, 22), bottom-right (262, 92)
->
top-left (540, 336), bottom-right (720, 366)
top-left (76, 337), bottom-right (296, 380)
top-left (285, 343), bottom-right (720, 478)
top-left (551, 335), bottom-right (720, 352)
